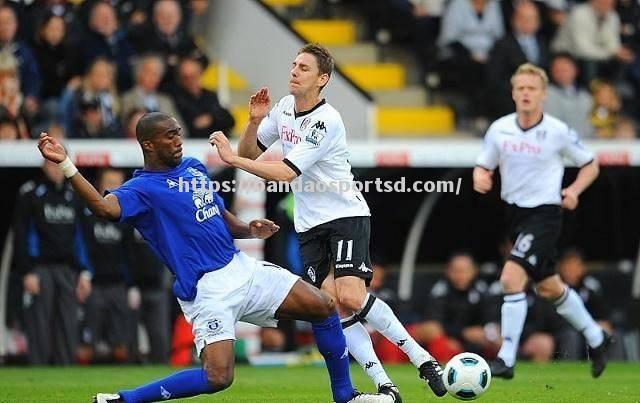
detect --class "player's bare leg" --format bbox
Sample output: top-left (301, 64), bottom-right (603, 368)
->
top-left (537, 275), bottom-right (612, 378)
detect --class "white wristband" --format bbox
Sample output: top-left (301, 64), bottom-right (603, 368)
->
top-left (58, 157), bottom-right (78, 178)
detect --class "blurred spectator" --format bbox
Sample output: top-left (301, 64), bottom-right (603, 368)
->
top-left (613, 116), bottom-right (637, 139)
top-left (0, 5), bottom-right (42, 117)
top-left (21, 0), bottom-right (78, 44)
top-left (125, 227), bottom-right (171, 364)
top-left (62, 58), bottom-right (122, 138)
top-left (31, 13), bottom-right (82, 123)
top-left (78, 168), bottom-right (130, 364)
top-left (124, 107), bottom-right (146, 139)
top-left (129, 0), bottom-right (208, 91)
top-left (0, 115), bottom-right (19, 140)
top-left (77, 0), bottom-right (153, 30)
top-left (0, 50), bottom-right (29, 138)
top-left (412, 252), bottom-right (498, 362)
top-left (187, 0), bottom-right (210, 39)
top-left (545, 52), bottom-right (594, 137)
top-left (552, 0), bottom-right (634, 84)
top-left (12, 158), bottom-right (92, 365)
top-left (121, 54), bottom-right (185, 133)
top-left (556, 249), bottom-right (611, 359)
top-left (80, 1), bottom-right (135, 91)
top-left (589, 79), bottom-right (621, 138)
top-left (173, 58), bottom-right (234, 138)
top-left (437, 0), bottom-right (504, 118)
top-left (487, 0), bottom-right (549, 118)
top-left (500, 0), bottom-right (568, 43)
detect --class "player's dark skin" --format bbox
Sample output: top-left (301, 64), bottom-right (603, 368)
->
top-left (37, 112), bottom-right (342, 393)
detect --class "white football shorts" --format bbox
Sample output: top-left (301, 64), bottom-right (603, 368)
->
top-left (178, 251), bottom-right (299, 356)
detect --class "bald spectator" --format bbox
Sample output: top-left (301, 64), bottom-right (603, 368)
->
top-left (130, 0), bottom-right (208, 91)
top-left (121, 54), bottom-right (185, 133)
top-left (552, 0), bottom-right (634, 84)
top-left (0, 5), bottom-right (41, 116)
top-left (173, 58), bottom-right (234, 138)
top-left (80, 2), bottom-right (135, 91)
top-left (487, 0), bottom-right (549, 118)
top-left (545, 53), bottom-right (594, 137)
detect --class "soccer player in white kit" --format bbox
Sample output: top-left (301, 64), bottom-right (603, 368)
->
top-left (473, 63), bottom-right (611, 379)
top-left (210, 43), bottom-right (447, 401)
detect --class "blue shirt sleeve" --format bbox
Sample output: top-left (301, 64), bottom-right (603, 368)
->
top-left (108, 182), bottom-right (149, 224)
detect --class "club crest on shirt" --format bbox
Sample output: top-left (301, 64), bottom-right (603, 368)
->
top-left (536, 130), bottom-right (546, 141)
top-left (192, 188), bottom-right (220, 223)
top-left (300, 117), bottom-right (311, 131)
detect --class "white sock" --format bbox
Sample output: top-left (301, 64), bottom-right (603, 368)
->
top-left (497, 292), bottom-right (528, 367)
top-left (554, 287), bottom-right (604, 348)
top-left (341, 315), bottom-right (392, 388)
top-left (359, 294), bottom-right (432, 368)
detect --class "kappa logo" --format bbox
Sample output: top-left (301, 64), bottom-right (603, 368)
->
top-left (365, 361), bottom-right (377, 370)
top-left (358, 263), bottom-right (372, 273)
top-left (160, 386), bottom-right (171, 399)
top-left (397, 339), bottom-right (407, 347)
top-left (187, 167), bottom-right (204, 177)
top-left (167, 179), bottom-right (178, 188)
top-left (341, 347), bottom-right (349, 359)
top-left (307, 266), bottom-right (316, 283)
top-left (528, 254), bottom-right (538, 266)
top-left (311, 120), bottom-right (326, 132)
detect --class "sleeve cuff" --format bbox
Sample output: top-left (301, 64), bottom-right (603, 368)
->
top-left (475, 163), bottom-right (495, 170)
top-left (578, 158), bottom-right (594, 168)
top-left (282, 158), bottom-right (301, 177)
top-left (257, 139), bottom-right (268, 152)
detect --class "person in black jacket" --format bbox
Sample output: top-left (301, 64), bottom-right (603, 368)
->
top-left (13, 158), bottom-right (92, 365)
top-left (79, 168), bottom-right (131, 363)
top-left (173, 58), bottom-right (235, 138)
top-left (125, 226), bottom-right (171, 364)
top-left (412, 252), bottom-right (499, 362)
top-left (486, 0), bottom-right (549, 119)
top-left (31, 13), bottom-right (82, 123)
top-left (556, 249), bottom-right (612, 359)
top-left (129, 0), bottom-right (208, 92)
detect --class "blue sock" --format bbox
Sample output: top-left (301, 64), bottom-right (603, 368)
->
top-left (119, 368), bottom-right (213, 402)
top-left (312, 313), bottom-right (355, 403)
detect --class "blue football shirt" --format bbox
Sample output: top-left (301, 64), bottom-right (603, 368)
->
top-left (109, 157), bottom-right (239, 301)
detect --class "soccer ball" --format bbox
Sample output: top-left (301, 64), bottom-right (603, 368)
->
top-left (443, 352), bottom-right (491, 400)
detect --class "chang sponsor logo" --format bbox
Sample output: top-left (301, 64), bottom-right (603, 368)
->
top-left (192, 188), bottom-right (220, 223)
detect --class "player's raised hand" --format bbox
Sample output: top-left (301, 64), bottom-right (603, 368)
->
top-left (249, 87), bottom-right (271, 124)
top-left (249, 219), bottom-right (280, 239)
top-left (561, 188), bottom-right (579, 210)
top-left (473, 166), bottom-right (493, 193)
top-left (37, 132), bottom-right (67, 163)
top-left (210, 131), bottom-right (235, 164)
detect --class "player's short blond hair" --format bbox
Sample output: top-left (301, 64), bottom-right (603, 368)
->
top-left (511, 63), bottom-right (548, 89)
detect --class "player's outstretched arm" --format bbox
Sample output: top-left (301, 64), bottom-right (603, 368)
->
top-left (222, 210), bottom-right (280, 239)
top-left (37, 132), bottom-right (121, 220)
top-left (211, 131), bottom-right (297, 182)
top-left (238, 87), bottom-right (270, 160)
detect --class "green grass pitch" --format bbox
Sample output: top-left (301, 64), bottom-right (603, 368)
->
top-left (1, 362), bottom-right (639, 402)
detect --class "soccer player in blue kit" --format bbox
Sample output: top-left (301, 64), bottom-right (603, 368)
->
top-left (37, 112), bottom-right (390, 403)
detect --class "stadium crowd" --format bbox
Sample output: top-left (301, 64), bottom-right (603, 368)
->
top-left (363, 0), bottom-right (639, 137)
top-left (0, 0), bottom-right (234, 141)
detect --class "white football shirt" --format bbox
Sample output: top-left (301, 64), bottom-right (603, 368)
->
top-left (476, 113), bottom-right (594, 207)
top-left (257, 95), bottom-right (370, 232)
